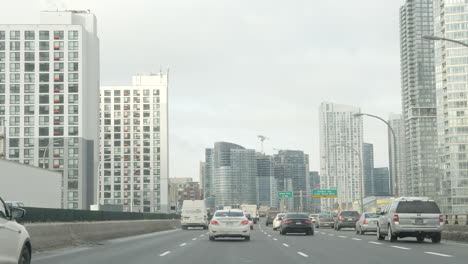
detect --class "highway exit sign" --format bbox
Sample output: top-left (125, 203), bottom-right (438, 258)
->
top-left (312, 189), bottom-right (338, 198)
top-left (278, 191), bottom-right (293, 198)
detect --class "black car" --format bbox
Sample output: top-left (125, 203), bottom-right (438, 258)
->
top-left (334, 211), bottom-right (360, 230)
top-left (279, 213), bottom-right (314, 235)
top-left (265, 211), bottom-right (279, 226)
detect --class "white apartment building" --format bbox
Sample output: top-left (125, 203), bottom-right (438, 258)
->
top-left (99, 74), bottom-right (169, 213)
top-left (0, 11), bottom-right (100, 209)
top-left (388, 113), bottom-right (407, 197)
top-left (319, 102), bottom-right (363, 211)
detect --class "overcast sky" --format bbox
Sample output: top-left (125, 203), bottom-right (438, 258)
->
top-left (1, 0), bottom-right (406, 180)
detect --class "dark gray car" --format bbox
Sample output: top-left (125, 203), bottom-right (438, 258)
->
top-left (334, 211), bottom-right (360, 230)
top-left (315, 214), bottom-right (335, 228)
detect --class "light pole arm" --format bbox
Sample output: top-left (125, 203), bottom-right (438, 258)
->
top-left (423, 35), bottom-right (468, 48)
top-left (41, 138), bottom-right (65, 168)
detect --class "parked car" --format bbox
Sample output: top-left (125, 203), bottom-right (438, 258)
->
top-left (308, 214), bottom-right (319, 224)
top-left (265, 211), bottom-right (280, 226)
top-left (5, 201), bottom-right (25, 209)
top-left (272, 213), bottom-right (286, 231)
top-left (356, 212), bottom-right (379, 234)
top-left (279, 213), bottom-right (314, 235)
top-left (245, 213), bottom-right (254, 230)
top-left (0, 196), bottom-right (31, 264)
top-left (334, 210), bottom-right (360, 230)
top-left (315, 214), bottom-right (335, 228)
top-left (208, 209), bottom-right (251, 241)
top-left (376, 197), bottom-right (444, 243)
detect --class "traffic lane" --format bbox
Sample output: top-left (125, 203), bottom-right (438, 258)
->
top-left (32, 228), bottom-right (207, 264)
top-left (325, 227), bottom-right (468, 259)
top-left (156, 226), bottom-right (311, 264)
top-left (260, 223), bottom-right (464, 264)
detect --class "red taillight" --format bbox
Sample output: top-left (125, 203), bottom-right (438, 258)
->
top-left (283, 220), bottom-right (293, 224)
top-left (304, 220), bottom-right (312, 224)
top-left (393, 214), bottom-right (399, 222)
top-left (439, 215), bottom-right (444, 223)
top-left (276, 219), bottom-right (282, 221)
top-left (338, 216), bottom-right (344, 220)
top-left (241, 220), bottom-right (249, 225)
top-left (210, 220), bottom-right (219, 225)
top-left (356, 216), bottom-right (360, 219)
top-left (363, 219), bottom-right (368, 225)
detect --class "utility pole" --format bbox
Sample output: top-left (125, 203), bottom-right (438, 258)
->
top-left (299, 190), bottom-right (303, 212)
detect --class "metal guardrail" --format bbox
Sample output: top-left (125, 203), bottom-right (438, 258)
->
top-left (18, 207), bottom-right (180, 223)
top-left (444, 214), bottom-right (468, 225)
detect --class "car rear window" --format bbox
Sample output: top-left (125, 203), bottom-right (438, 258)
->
top-left (340, 211), bottom-right (360, 217)
top-left (365, 213), bottom-right (378, 218)
top-left (319, 214), bottom-right (332, 219)
top-left (396, 201), bottom-right (441, 214)
top-left (285, 214), bottom-right (308, 219)
top-left (215, 211), bottom-right (244, 217)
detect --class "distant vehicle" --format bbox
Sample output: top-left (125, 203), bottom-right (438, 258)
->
top-left (245, 213), bottom-right (254, 230)
top-left (376, 197), bottom-right (444, 243)
top-left (356, 212), bottom-right (379, 234)
top-left (334, 211), bottom-right (360, 230)
top-left (265, 211), bottom-right (280, 226)
top-left (315, 214), bottom-right (335, 228)
top-left (180, 200), bottom-right (208, 230)
top-left (279, 213), bottom-right (314, 236)
top-left (308, 214), bottom-right (319, 224)
top-left (0, 196), bottom-right (31, 264)
top-left (241, 204), bottom-right (258, 223)
top-left (5, 201), bottom-right (24, 209)
top-left (272, 213), bottom-right (286, 231)
top-left (208, 209), bottom-right (251, 241)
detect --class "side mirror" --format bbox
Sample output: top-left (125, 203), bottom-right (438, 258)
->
top-left (278, 217), bottom-right (283, 220)
top-left (10, 208), bottom-right (26, 220)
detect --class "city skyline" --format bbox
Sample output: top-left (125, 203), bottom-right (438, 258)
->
top-left (0, 0), bottom-right (405, 180)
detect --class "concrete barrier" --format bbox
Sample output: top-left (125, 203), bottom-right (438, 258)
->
top-left (25, 219), bottom-right (180, 252)
top-left (442, 225), bottom-right (468, 243)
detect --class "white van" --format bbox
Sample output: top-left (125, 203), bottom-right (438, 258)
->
top-left (181, 200), bottom-right (208, 230)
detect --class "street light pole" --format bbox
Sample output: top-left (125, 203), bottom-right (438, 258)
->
top-left (41, 138), bottom-right (65, 168)
top-left (331, 144), bottom-right (364, 214)
top-left (354, 113), bottom-right (399, 197)
top-left (423, 35), bottom-right (468, 48)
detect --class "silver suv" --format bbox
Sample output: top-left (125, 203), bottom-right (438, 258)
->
top-left (376, 197), bottom-right (444, 243)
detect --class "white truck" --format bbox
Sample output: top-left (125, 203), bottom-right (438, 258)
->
top-left (241, 204), bottom-right (259, 223)
top-left (181, 200), bottom-right (208, 230)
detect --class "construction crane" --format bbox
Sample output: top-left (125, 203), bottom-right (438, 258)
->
top-left (257, 135), bottom-right (269, 154)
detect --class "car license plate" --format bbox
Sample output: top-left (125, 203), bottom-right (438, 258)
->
top-left (415, 219), bottom-right (423, 225)
top-left (296, 222), bottom-right (302, 225)
top-left (348, 218), bottom-right (353, 221)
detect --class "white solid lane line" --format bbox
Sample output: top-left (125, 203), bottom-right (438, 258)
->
top-left (352, 238), bottom-right (362, 241)
top-left (424, 252), bottom-right (453, 257)
top-left (368, 241), bottom-right (383, 245)
top-left (160, 251), bottom-right (171, 256)
top-left (180, 243), bottom-right (187, 246)
top-left (297, 252), bottom-right (309, 258)
top-left (338, 236), bottom-right (347, 238)
top-left (391, 246), bottom-right (411, 250)
top-left (283, 243), bottom-right (289, 247)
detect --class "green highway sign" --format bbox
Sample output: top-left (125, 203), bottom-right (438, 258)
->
top-left (278, 191), bottom-right (293, 198)
top-left (312, 189), bottom-right (338, 198)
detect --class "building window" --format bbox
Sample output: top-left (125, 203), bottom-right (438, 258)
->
top-left (10, 41), bottom-right (20, 51)
top-left (39, 116), bottom-right (49, 126)
top-left (54, 63), bottom-right (64, 72)
top-left (68, 52), bottom-right (79, 61)
top-left (24, 73), bottom-right (35, 83)
top-left (24, 127), bottom-right (34, 136)
top-left (69, 116), bottom-right (79, 125)
top-left (24, 63), bottom-right (35, 72)
top-left (69, 105), bottom-right (79, 114)
top-left (10, 31), bottom-right (20, 40)
top-left (68, 94), bottom-right (79, 104)
top-left (39, 63), bottom-right (49, 72)
top-left (53, 41), bottom-right (64, 50)
top-left (9, 63), bottom-right (20, 72)
top-left (24, 95), bottom-right (34, 104)
top-left (24, 106), bottom-right (34, 115)
top-left (9, 149), bottom-right (19, 158)
top-left (68, 31), bottom-right (79, 40)
top-left (24, 42), bottom-right (34, 51)
top-left (24, 52), bottom-right (35, 61)
top-left (9, 74), bottom-right (20, 83)
top-left (39, 52), bottom-right (49, 61)
top-left (53, 31), bottom-right (64, 40)
top-left (53, 52), bottom-right (64, 61)
top-left (10, 52), bottom-right (20, 61)
top-left (69, 84), bottom-right (78, 93)
top-left (0, 53), bottom-right (4, 62)
top-left (68, 41), bottom-right (78, 50)
top-left (39, 105), bottom-right (49, 114)
top-left (68, 73), bottom-right (78, 82)
top-left (39, 84), bottom-right (49, 93)
top-left (39, 31), bottom-right (49, 40)
top-left (68, 62), bottom-right (78, 72)
top-left (39, 73), bottom-right (49, 82)
top-left (9, 95), bottom-right (19, 104)
top-left (10, 85), bottom-right (19, 93)
top-left (9, 127), bottom-right (20, 137)
top-left (54, 73), bottom-right (64, 82)
top-left (24, 31), bottom-right (35, 40)
top-left (69, 126), bottom-right (79, 136)
top-left (0, 42), bottom-right (4, 51)
top-left (24, 138), bottom-right (34, 147)
top-left (24, 84), bottom-right (34, 93)
top-left (0, 31), bottom-right (4, 40)
top-left (39, 41), bottom-right (49, 50)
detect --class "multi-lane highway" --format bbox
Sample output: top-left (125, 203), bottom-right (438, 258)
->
top-left (33, 219), bottom-right (468, 264)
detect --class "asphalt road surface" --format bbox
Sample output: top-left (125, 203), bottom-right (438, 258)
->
top-left (33, 219), bottom-right (468, 264)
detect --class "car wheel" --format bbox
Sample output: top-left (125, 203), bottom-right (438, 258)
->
top-left (417, 236), bottom-right (425, 243)
top-left (308, 229), bottom-right (314, 236)
top-left (266, 223), bottom-right (269, 226)
top-left (209, 235), bottom-right (215, 241)
top-left (18, 245), bottom-right (31, 264)
top-left (316, 224), bottom-right (319, 229)
top-left (377, 226), bottom-right (385, 240)
top-left (361, 230), bottom-right (365, 235)
top-left (245, 236), bottom-right (250, 241)
top-left (250, 226), bottom-right (253, 230)
top-left (432, 233), bottom-right (441, 244)
top-left (388, 225), bottom-right (397, 242)
top-left (337, 225), bottom-right (341, 231)
top-left (356, 227), bottom-right (360, 234)
top-left (280, 229), bottom-right (285, 235)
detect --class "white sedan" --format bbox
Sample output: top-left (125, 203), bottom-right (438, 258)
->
top-left (208, 209), bottom-right (251, 241)
top-left (272, 213), bottom-right (286, 231)
top-left (0, 196), bottom-right (31, 264)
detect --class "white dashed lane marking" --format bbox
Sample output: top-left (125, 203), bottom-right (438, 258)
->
top-left (283, 243), bottom-right (289, 247)
top-left (159, 251), bottom-right (171, 257)
top-left (391, 246), bottom-right (411, 250)
top-left (192, 238), bottom-right (197, 241)
top-left (180, 243), bottom-right (186, 246)
top-left (273, 238), bottom-right (278, 241)
top-left (338, 236), bottom-right (347, 238)
top-left (424, 252), bottom-right (453, 257)
top-left (297, 252), bottom-right (309, 258)
top-left (368, 241), bottom-right (383, 245)
top-left (351, 238), bottom-right (362, 241)
top-left (328, 234), bottom-right (335, 236)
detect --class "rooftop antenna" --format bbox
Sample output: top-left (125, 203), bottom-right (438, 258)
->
top-left (257, 135), bottom-right (269, 154)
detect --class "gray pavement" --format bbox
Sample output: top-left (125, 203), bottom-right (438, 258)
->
top-left (32, 219), bottom-right (468, 264)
